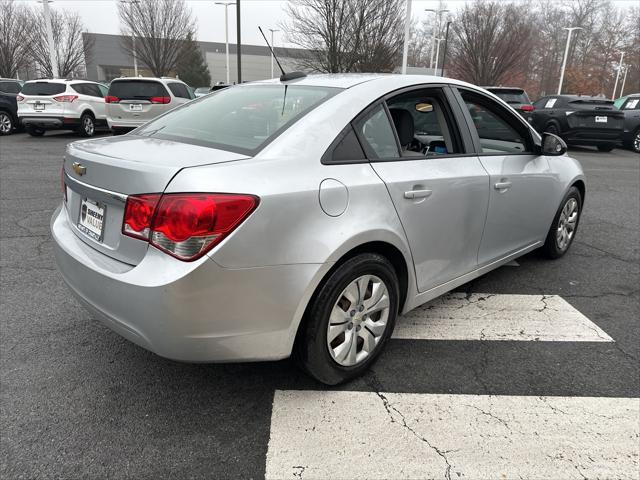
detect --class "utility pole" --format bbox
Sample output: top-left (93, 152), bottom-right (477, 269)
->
top-left (236, 0), bottom-right (241, 83)
top-left (214, 2), bottom-right (235, 85)
top-left (401, 0), bottom-right (411, 74)
top-left (612, 51), bottom-right (624, 99)
top-left (39, 0), bottom-right (59, 78)
top-left (269, 28), bottom-right (280, 78)
top-left (557, 27), bottom-right (582, 95)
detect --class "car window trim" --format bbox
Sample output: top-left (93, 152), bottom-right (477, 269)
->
top-left (452, 86), bottom-right (540, 155)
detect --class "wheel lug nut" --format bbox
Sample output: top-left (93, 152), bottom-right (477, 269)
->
top-left (356, 325), bottom-right (361, 331)
top-left (350, 310), bottom-right (356, 317)
top-left (359, 305), bottom-right (364, 312)
top-left (347, 323), bottom-right (353, 330)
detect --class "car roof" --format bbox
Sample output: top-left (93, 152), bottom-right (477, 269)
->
top-left (113, 77), bottom-right (186, 84)
top-left (483, 86), bottom-right (526, 91)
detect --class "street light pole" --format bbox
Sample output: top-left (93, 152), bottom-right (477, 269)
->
top-left (132, 36), bottom-right (138, 76)
top-left (612, 51), bottom-right (624, 99)
top-left (619, 65), bottom-right (629, 98)
top-left (268, 28), bottom-right (280, 78)
top-left (401, 0), bottom-right (412, 74)
top-left (214, 2), bottom-right (235, 85)
top-left (39, 0), bottom-right (59, 78)
top-left (426, 8), bottom-right (448, 72)
top-left (557, 27), bottom-right (582, 95)
top-left (434, 38), bottom-right (444, 77)
top-left (236, 0), bottom-right (241, 83)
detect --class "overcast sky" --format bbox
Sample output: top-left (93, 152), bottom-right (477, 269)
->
top-left (19, 0), bottom-right (638, 48)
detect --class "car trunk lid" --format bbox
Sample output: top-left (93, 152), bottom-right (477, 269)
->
top-left (566, 99), bottom-right (624, 130)
top-left (63, 136), bottom-right (250, 265)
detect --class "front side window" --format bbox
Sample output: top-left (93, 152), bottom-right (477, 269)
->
top-left (168, 82), bottom-right (190, 99)
top-left (135, 85), bottom-right (339, 154)
top-left (461, 91), bottom-right (532, 154)
top-left (354, 104), bottom-right (399, 159)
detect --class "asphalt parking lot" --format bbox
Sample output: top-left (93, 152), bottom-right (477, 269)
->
top-left (1, 132), bottom-right (639, 479)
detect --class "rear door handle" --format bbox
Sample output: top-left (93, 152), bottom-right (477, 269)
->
top-left (494, 181), bottom-right (512, 191)
top-left (404, 189), bottom-right (433, 199)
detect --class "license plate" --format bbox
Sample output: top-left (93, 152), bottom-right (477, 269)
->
top-left (595, 116), bottom-right (608, 123)
top-left (34, 103), bottom-right (44, 111)
top-left (78, 198), bottom-right (105, 241)
top-left (129, 104), bottom-right (143, 112)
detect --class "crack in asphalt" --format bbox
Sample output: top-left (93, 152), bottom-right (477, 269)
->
top-left (462, 402), bottom-right (512, 432)
top-left (292, 465), bottom-right (306, 479)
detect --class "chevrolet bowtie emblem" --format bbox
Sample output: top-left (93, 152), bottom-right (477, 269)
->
top-left (72, 162), bottom-right (86, 176)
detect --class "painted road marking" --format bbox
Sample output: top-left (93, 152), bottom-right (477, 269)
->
top-left (266, 391), bottom-right (640, 480)
top-left (393, 293), bottom-right (613, 342)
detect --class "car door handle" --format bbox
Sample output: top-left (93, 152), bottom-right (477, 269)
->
top-left (494, 181), bottom-right (512, 191)
top-left (404, 189), bottom-right (433, 199)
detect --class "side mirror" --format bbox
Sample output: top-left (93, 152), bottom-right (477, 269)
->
top-left (541, 132), bottom-right (567, 156)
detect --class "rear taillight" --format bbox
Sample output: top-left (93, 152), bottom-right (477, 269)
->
top-left (520, 104), bottom-right (535, 112)
top-left (150, 96), bottom-right (171, 104)
top-left (53, 95), bottom-right (78, 103)
top-left (105, 96), bottom-right (120, 103)
top-left (16, 95), bottom-right (24, 102)
top-left (122, 193), bottom-right (258, 261)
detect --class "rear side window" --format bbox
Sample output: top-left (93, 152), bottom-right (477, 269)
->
top-left (622, 98), bottom-right (640, 110)
top-left (0, 81), bottom-right (21, 94)
top-left (108, 80), bottom-right (169, 100)
top-left (21, 82), bottom-right (66, 95)
top-left (167, 82), bottom-right (190, 99)
top-left (135, 85), bottom-right (338, 154)
top-left (322, 125), bottom-right (367, 164)
top-left (354, 104), bottom-right (400, 159)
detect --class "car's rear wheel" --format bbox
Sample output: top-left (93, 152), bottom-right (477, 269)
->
top-left (0, 111), bottom-right (13, 135)
top-left (294, 253), bottom-right (399, 385)
top-left (541, 186), bottom-right (582, 259)
top-left (631, 129), bottom-right (640, 154)
top-left (597, 144), bottom-right (614, 152)
top-left (26, 126), bottom-right (45, 137)
top-left (545, 123), bottom-right (560, 137)
top-left (78, 113), bottom-right (95, 137)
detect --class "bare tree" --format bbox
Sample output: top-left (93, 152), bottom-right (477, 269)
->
top-left (449, 1), bottom-right (534, 85)
top-left (0, 0), bottom-right (35, 78)
top-left (283, 0), bottom-right (404, 73)
top-left (118, 0), bottom-right (195, 77)
top-left (27, 10), bottom-right (93, 78)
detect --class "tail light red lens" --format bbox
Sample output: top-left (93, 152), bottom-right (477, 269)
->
top-left (150, 96), bottom-right (171, 104)
top-left (122, 193), bottom-right (259, 261)
top-left (104, 96), bottom-right (120, 103)
top-left (521, 104), bottom-right (535, 112)
top-left (16, 95), bottom-right (24, 102)
top-left (53, 95), bottom-right (78, 103)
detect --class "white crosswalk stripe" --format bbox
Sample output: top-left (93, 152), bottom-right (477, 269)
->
top-left (266, 391), bottom-right (640, 480)
top-left (393, 293), bottom-right (613, 342)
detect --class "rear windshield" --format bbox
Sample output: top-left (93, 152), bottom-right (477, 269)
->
top-left (0, 81), bottom-right (21, 94)
top-left (568, 98), bottom-right (615, 110)
top-left (490, 90), bottom-right (530, 104)
top-left (21, 82), bottom-right (66, 95)
top-left (621, 98), bottom-right (640, 110)
top-left (135, 85), bottom-right (339, 154)
top-left (108, 80), bottom-right (169, 100)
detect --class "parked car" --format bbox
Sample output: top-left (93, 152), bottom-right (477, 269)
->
top-left (210, 84), bottom-right (230, 92)
top-left (52, 74), bottom-right (585, 385)
top-left (105, 77), bottom-right (193, 135)
top-left (0, 78), bottom-right (23, 135)
top-left (530, 95), bottom-right (624, 152)
top-left (17, 79), bottom-right (108, 137)
top-left (484, 86), bottom-right (534, 119)
top-left (614, 93), bottom-right (640, 153)
top-left (194, 87), bottom-right (211, 97)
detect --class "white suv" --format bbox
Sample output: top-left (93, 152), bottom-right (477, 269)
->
top-left (17, 79), bottom-right (108, 137)
top-left (105, 77), bottom-right (193, 134)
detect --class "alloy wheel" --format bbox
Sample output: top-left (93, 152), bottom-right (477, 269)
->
top-left (0, 113), bottom-right (12, 134)
top-left (634, 131), bottom-right (640, 153)
top-left (556, 197), bottom-right (579, 251)
top-left (83, 116), bottom-right (94, 136)
top-left (326, 274), bottom-right (390, 367)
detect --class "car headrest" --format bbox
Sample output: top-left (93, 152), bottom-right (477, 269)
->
top-left (389, 108), bottom-right (414, 146)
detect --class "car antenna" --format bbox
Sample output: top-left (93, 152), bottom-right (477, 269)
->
top-left (258, 26), bottom-right (306, 82)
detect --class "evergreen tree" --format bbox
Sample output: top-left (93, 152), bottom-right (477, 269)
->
top-left (176, 32), bottom-right (211, 87)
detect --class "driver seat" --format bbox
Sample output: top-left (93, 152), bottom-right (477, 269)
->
top-left (389, 108), bottom-right (423, 157)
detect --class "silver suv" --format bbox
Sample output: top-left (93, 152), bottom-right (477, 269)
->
top-left (105, 77), bottom-right (193, 135)
top-left (17, 79), bottom-right (108, 137)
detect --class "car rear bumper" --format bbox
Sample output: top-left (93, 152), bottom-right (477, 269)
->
top-left (106, 117), bottom-right (146, 129)
top-left (564, 128), bottom-right (623, 146)
top-left (21, 115), bottom-right (79, 129)
top-left (51, 204), bottom-right (325, 362)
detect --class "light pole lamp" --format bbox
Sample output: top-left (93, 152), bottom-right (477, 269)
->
top-left (268, 28), bottom-right (279, 79)
top-left (557, 27), bottom-right (582, 95)
top-left (215, 1), bottom-right (236, 85)
top-left (425, 8), bottom-right (448, 72)
top-left (37, 0), bottom-right (58, 78)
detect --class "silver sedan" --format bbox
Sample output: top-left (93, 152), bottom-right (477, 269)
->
top-left (52, 74), bottom-right (585, 384)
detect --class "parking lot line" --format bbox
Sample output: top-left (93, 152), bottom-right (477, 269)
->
top-left (266, 390), bottom-right (639, 480)
top-left (393, 293), bottom-right (613, 342)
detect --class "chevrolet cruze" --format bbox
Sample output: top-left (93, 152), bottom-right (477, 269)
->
top-left (52, 74), bottom-right (585, 384)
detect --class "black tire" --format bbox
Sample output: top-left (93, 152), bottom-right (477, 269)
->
top-left (597, 144), bottom-right (614, 152)
top-left (111, 128), bottom-right (127, 136)
top-left (294, 253), bottom-right (400, 385)
top-left (541, 186), bottom-right (582, 259)
top-left (26, 126), bottom-right (45, 137)
top-left (78, 113), bottom-right (95, 137)
top-left (628, 129), bottom-right (640, 154)
top-left (0, 111), bottom-right (14, 135)
top-left (545, 123), bottom-right (561, 136)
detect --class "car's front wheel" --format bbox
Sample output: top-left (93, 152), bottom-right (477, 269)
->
top-left (0, 111), bottom-right (14, 135)
top-left (541, 186), bottom-right (582, 259)
top-left (630, 129), bottom-right (640, 154)
top-left (78, 113), bottom-right (95, 137)
top-left (25, 126), bottom-right (45, 137)
top-left (295, 253), bottom-right (399, 385)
